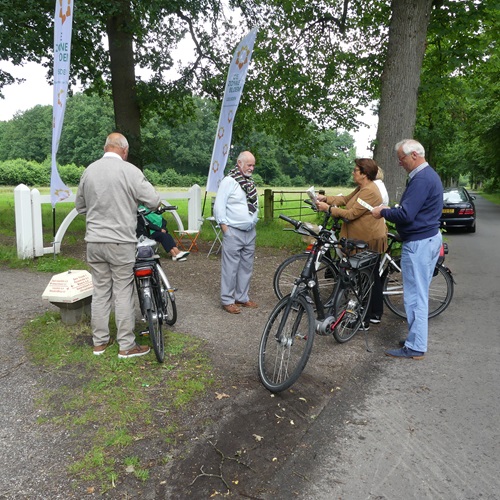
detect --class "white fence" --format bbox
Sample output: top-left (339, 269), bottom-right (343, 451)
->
top-left (14, 183), bottom-right (202, 259)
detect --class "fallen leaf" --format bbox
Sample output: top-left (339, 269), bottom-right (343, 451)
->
top-left (272, 457), bottom-right (278, 462)
top-left (125, 465), bottom-right (135, 473)
top-left (253, 434), bottom-right (264, 442)
top-left (215, 392), bottom-right (230, 400)
top-left (299, 397), bottom-right (307, 402)
top-left (290, 420), bottom-right (295, 425)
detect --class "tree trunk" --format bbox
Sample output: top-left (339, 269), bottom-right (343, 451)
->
top-left (373, 0), bottom-right (433, 202)
top-left (106, 1), bottom-right (142, 169)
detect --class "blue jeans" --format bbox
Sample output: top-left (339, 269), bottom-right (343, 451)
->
top-left (402, 232), bottom-right (442, 352)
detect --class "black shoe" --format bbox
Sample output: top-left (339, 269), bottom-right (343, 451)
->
top-left (370, 315), bottom-right (382, 324)
top-left (399, 340), bottom-right (406, 347)
top-left (362, 321), bottom-right (370, 331)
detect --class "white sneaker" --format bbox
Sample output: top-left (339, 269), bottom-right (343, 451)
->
top-left (173, 251), bottom-right (189, 261)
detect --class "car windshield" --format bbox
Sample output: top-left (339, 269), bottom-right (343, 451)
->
top-left (443, 190), bottom-right (467, 203)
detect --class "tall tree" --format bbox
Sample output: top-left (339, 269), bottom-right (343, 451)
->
top-left (0, 0), bottom-right (233, 167)
top-left (373, 0), bottom-right (433, 201)
top-left (415, 0), bottom-right (499, 188)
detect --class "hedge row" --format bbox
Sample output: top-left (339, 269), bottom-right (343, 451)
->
top-left (0, 159), bottom-right (207, 188)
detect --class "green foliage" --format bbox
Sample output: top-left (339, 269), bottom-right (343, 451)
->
top-left (0, 158), bottom-right (49, 185)
top-left (0, 159), bottom-right (84, 187)
top-left (415, 0), bottom-right (499, 188)
top-left (234, 0), bottom-right (390, 144)
top-left (0, 106), bottom-right (52, 163)
top-left (57, 93), bottom-right (116, 166)
top-left (0, 93), bottom-right (357, 186)
top-left (0, 93), bottom-right (115, 167)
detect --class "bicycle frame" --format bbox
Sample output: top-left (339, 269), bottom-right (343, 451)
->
top-left (278, 213), bottom-right (361, 336)
top-left (134, 204), bottom-right (179, 362)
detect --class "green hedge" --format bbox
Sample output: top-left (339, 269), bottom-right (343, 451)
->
top-left (0, 159), bottom-right (85, 186)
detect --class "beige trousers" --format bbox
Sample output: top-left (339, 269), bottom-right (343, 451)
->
top-left (86, 242), bottom-right (136, 350)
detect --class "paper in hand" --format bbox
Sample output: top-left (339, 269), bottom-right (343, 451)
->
top-left (357, 198), bottom-right (374, 211)
top-left (306, 186), bottom-right (318, 210)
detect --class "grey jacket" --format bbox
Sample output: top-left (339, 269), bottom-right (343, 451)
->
top-left (75, 154), bottom-right (160, 244)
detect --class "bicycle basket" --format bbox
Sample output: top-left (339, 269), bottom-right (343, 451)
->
top-left (348, 250), bottom-right (379, 270)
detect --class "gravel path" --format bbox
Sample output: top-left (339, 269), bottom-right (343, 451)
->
top-left (0, 269), bottom-right (76, 498)
top-left (0, 244), bottom-right (397, 498)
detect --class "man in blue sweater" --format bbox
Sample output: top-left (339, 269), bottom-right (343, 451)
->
top-left (372, 139), bottom-right (443, 359)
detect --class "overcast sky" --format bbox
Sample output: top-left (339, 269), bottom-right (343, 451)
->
top-left (0, 61), bottom-right (378, 157)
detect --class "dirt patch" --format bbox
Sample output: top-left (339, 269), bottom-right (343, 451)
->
top-left (1, 239), bottom-right (404, 498)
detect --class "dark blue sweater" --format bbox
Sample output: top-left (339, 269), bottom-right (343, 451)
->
top-left (381, 165), bottom-right (443, 242)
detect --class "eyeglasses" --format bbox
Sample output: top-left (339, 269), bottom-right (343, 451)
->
top-left (398, 152), bottom-right (411, 162)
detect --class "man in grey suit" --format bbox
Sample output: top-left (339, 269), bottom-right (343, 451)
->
top-left (76, 132), bottom-right (160, 358)
top-left (213, 151), bottom-right (259, 314)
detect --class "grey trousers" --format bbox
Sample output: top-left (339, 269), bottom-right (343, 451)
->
top-left (87, 242), bottom-right (137, 350)
top-left (220, 226), bottom-right (256, 305)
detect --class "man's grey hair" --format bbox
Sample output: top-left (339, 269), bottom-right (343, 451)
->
top-left (105, 133), bottom-right (129, 150)
top-left (395, 139), bottom-right (425, 157)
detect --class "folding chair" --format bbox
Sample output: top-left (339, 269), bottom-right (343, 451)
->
top-left (173, 214), bottom-right (205, 252)
top-left (174, 228), bottom-right (200, 252)
top-left (206, 216), bottom-right (222, 257)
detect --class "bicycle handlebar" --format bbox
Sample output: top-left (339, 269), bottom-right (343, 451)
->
top-left (138, 203), bottom-right (178, 217)
top-left (279, 214), bottom-right (301, 229)
top-left (157, 203), bottom-right (178, 213)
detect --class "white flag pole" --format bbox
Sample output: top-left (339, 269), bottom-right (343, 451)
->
top-left (206, 28), bottom-right (257, 194)
top-left (50, 0), bottom-right (74, 208)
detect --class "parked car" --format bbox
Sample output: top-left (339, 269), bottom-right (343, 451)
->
top-left (440, 187), bottom-right (476, 233)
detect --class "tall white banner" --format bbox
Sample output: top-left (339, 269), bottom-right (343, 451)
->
top-left (50, 0), bottom-right (74, 207)
top-left (206, 28), bottom-right (257, 193)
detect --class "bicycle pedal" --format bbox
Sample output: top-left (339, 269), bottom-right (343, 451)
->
top-left (138, 330), bottom-right (149, 337)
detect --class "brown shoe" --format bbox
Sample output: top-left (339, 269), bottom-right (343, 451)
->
top-left (236, 300), bottom-right (258, 308)
top-left (118, 344), bottom-right (150, 359)
top-left (93, 339), bottom-right (113, 356)
top-left (222, 304), bottom-right (241, 314)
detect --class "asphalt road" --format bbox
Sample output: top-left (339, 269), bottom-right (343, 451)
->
top-left (268, 193), bottom-right (500, 499)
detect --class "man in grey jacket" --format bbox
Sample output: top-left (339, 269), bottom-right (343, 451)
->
top-left (75, 133), bottom-right (161, 358)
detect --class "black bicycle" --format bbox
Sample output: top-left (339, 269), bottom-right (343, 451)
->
top-left (134, 204), bottom-right (177, 362)
top-left (274, 228), bottom-right (454, 320)
top-left (258, 214), bottom-right (379, 393)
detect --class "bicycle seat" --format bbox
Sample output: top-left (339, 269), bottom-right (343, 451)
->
top-left (344, 238), bottom-right (368, 250)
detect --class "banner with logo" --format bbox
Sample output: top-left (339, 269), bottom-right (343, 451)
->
top-left (50, 0), bottom-right (74, 207)
top-left (206, 28), bottom-right (257, 194)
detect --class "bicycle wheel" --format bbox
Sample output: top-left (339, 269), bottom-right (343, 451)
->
top-left (428, 265), bottom-right (454, 317)
top-left (157, 265), bottom-right (177, 326)
top-left (162, 289), bottom-right (177, 326)
top-left (146, 286), bottom-right (164, 363)
top-left (382, 259), bottom-right (454, 319)
top-left (273, 253), bottom-right (339, 306)
top-left (258, 294), bottom-right (315, 393)
top-left (332, 269), bottom-right (373, 343)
